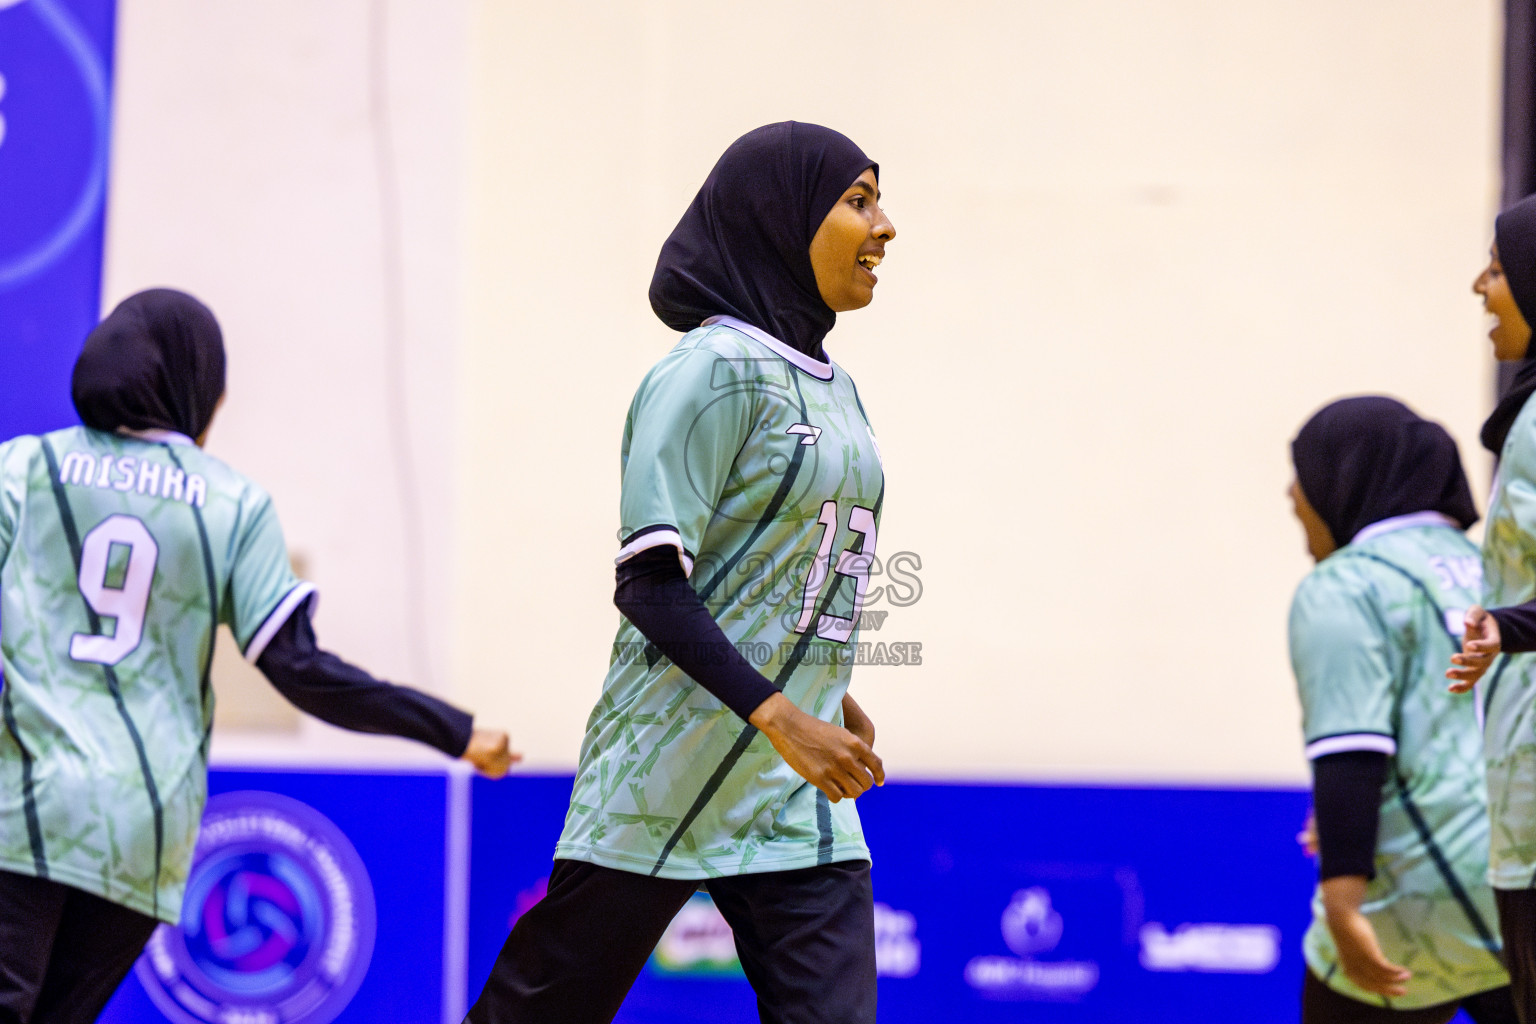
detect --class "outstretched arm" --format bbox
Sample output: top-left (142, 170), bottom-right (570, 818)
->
top-left (255, 598), bottom-right (518, 777)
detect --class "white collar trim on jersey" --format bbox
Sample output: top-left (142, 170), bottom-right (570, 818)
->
top-left (116, 427), bottom-right (195, 447)
top-left (701, 315), bottom-right (835, 381)
top-left (1350, 510), bottom-right (1460, 546)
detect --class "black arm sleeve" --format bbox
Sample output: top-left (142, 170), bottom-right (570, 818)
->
top-left (1311, 750), bottom-right (1389, 881)
top-left (613, 545), bottom-right (779, 723)
top-left (1490, 603), bottom-right (1536, 653)
top-left (254, 597), bottom-right (474, 758)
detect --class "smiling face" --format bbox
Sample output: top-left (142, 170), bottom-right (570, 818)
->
top-left (808, 168), bottom-right (896, 313)
top-left (1474, 243), bottom-right (1533, 362)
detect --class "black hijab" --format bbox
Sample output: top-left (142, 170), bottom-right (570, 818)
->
top-left (1481, 193), bottom-right (1536, 453)
top-left (649, 121), bottom-right (877, 358)
top-left (1293, 396), bottom-right (1478, 547)
top-left (72, 288), bottom-right (226, 440)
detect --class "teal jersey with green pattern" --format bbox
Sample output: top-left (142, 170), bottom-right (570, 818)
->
top-left (0, 426), bottom-right (309, 922)
top-left (1483, 396), bottom-right (1536, 890)
top-left (1291, 516), bottom-right (1506, 1007)
top-left (555, 317), bottom-right (884, 879)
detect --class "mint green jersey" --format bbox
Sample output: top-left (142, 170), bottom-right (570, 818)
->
top-left (0, 426), bottom-right (310, 922)
top-left (1290, 516), bottom-right (1506, 1007)
top-left (555, 317), bottom-right (883, 878)
top-left (1483, 396), bottom-right (1536, 890)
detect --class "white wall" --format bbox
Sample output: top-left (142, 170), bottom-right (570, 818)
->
top-left (103, 1), bottom-right (1503, 783)
top-left (104, 0), bottom-right (471, 753)
top-left (454, 0), bottom-right (1502, 783)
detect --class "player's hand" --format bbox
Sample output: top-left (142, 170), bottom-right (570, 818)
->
top-left (1448, 606), bottom-right (1500, 693)
top-left (461, 728), bottom-right (521, 779)
top-left (750, 693), bottom-right (884, 802)
top-left (1326, 905), bottom-right (1411, 997)
top-left (841, 693), bottom-right (876, 750)
top-left (1297, 810), bottom-right (1318, 858)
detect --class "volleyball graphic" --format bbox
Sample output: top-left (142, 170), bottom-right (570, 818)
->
top-left (135, 792), bottom-right (377, 1024)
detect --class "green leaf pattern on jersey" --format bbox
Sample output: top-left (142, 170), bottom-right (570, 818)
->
top-left (0, 428), bottom-right (306, 923)
top-left (1482, 397), bottom-right (1536, 889)
top-left (556, 324), bottom-right (881, 879)
top-left (1292, 523), bottom-right (1507, 1007)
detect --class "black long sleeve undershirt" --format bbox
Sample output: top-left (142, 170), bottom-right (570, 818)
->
top-left (254, 597), bottom-right (474, 758)
top-left (613, 545), bottom-right (779, 723)
top-left (1311, 750), bottom-right (1389, 881)
top-left (1491, 603), bottom-right (1536, 653)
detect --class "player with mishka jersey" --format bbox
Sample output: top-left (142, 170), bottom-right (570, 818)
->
top-left (0, 289), bottom-right (518, 1024)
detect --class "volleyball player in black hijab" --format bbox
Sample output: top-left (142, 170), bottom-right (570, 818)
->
top-left (1287, 397), bottom-right (1514, 1023)
top-left (0, 289), bottom-right (514, 1024)
top-left (467, 121), bottom-right (895, 1024)
top-left (1448, 193), bottom-right (1536, 1024)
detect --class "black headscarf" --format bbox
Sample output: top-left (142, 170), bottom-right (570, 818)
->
top-left (71, 288), bottom-right (226, 440)
top-left (649, 121), bottom-right (877, 358)
top-left (1481, 193), bottom-right (1536, 453)
top-left (1293, 396), bottom-right (1478, 547)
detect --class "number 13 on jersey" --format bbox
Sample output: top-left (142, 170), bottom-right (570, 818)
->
top-left (795, 500), bottom-right (877, 644)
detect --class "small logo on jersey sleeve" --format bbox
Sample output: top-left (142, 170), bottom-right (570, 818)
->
top-left (786, 423), bottom-right (823, 446)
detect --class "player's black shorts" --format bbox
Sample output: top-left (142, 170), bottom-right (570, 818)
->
top-left (1302, 968), bottom-right (1518, 1024)
top-left (0, 868), bottom-right (160, 1024)
top-left (465, 858), bottom-right (876, 1024)
top-left (1497, 888), bottom-right (1536, 1024)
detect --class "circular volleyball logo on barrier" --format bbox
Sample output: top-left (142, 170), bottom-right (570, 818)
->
top-left (136, 791), bottom-right (378, 1024)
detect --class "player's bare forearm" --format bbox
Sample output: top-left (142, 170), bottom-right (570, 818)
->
top-left (461, 728), bottom-right (521, 779)
top-left (1320, 876), bottom-right (1411, 997)
top-left (1448, 605), bottom-right (1501, 692)
top-left (841, 693), bottom-right (875, 749)
top-left (750, 692), bottom-right (884, 802)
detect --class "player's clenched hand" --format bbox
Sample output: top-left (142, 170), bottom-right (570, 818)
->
top-left (750, 693), bottom-right (884, 802)
top-left (1448, 606), bottom-right (1501, 693)
top-left (461, 728), bottom-right (521, 779)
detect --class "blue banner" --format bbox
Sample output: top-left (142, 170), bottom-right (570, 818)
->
top-left (97, 772), bottom-right (1426, 1023)
top-left (101, 769), bottom-right (455, 1024)
top-left (0, 0), bottom-right (115, 441)
top-left (465, 776), bottom-right (1319, 1024)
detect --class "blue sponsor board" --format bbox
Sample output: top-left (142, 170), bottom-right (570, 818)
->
top-left (101, 769), bottom-right (452, 1024)
top-left (97, 772), bottom-right (1336, 1022)
top-left (0, 0), bottom-right (116, 442)
top-left (464, 777), bottom-right (1319, 1023)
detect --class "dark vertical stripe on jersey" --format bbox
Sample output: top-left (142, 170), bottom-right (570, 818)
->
top-left (1, 685), bottom-right (47, 877)
top-left (1393, 780), bottom-right (1501, 953)
top-left (1337, 552), bottom-right (1502, 956)
top-left (40, 438), bottom-right (167, 917)
top-left (650, 486), bottom-right (885, 875)
top-left (695, 373), bottom-right (812, 604)
top-left (1484, 655), bottom-right (1511, 728)
top-left (166, 447), bottom-right (220, 749)
top-left (816, 791), bottom-right (833, 864)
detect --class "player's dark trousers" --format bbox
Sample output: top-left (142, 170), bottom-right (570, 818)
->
top-left (1497, 888), bottom-right (1536, 1023)
top-left (464, 858), bottom-right (877, 1024)
top-left (0, 869), bottom-right (159, 1024)
top-left (1302, 970), bottom-right (1518, 1024)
